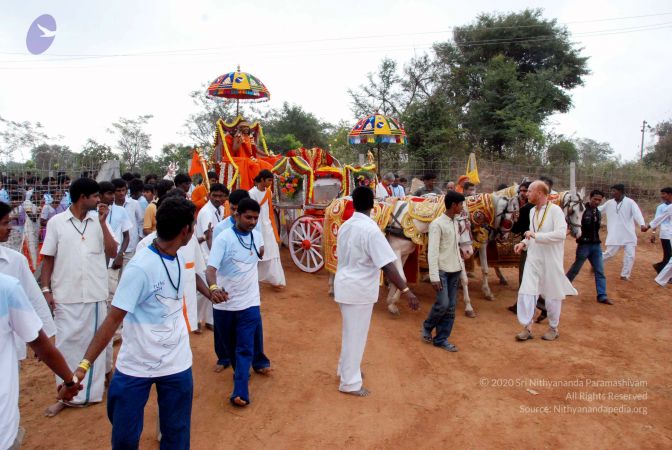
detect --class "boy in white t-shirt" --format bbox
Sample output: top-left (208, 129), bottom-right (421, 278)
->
top-left (1, 273), bottom-right (82, 449)
top-left (207, 198), bottom-right (271, 407)
top-left (67, 197), bottom-right (211, 447)
top-left (210, 188), bottom-right (250, 372)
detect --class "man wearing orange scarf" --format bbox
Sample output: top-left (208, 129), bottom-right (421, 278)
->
top-left (248, 170), bottom-right (285, 288)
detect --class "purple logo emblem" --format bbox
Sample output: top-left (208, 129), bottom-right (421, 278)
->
top-left (26, 14), bottom-right (57, 55)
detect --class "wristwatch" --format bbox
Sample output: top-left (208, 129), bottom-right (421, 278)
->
top-left (65, 375), bottom-right (78, 388)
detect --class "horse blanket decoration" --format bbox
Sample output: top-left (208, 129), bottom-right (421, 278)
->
top-left (323, 198), bottom-right (394, 273)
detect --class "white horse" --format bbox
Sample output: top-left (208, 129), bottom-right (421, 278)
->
top-left (384, 198), bottom-right (474, 316)
top-left (325, 196), bottom-right (475, 316)
top-left (462, 189), bottom-right (520, 302)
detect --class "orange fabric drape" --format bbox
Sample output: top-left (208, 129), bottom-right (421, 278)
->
top-left (191, 184), bottom-right (208, 212)
top-left (259, 188), bottom-right (280, 243)
top-left (188, 149), bottom-right (205, 178)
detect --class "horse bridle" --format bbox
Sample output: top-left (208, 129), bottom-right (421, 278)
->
top-left (562, 191), bottom-right (584, 230)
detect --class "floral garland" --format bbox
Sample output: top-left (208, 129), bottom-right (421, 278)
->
top-left (278, 172), bottom-right (303, 199)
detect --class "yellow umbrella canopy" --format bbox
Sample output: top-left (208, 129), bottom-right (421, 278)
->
top-left (347, 113), bottom-right (407, 145)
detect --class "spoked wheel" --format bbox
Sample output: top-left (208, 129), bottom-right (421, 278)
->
top-left (289, 215), bottom-right (324, 273)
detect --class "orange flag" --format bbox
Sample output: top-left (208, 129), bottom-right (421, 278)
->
top-left (189, 149), bottom-right (205, 178)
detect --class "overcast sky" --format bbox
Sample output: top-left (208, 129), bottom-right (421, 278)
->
top-left (1, 0), bottom-right (671, 162)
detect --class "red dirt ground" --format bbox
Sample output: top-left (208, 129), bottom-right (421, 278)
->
top-left (18, 234), bottom-right (672, 449)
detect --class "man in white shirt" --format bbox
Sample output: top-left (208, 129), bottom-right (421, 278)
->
top-left (112, 178), bottom-right (143, 264)
top-left (649, 187), bottom-right (672, 274)
top-left (643, 192), bottom-right (672, 287)
top-left (0, 203), bottom-right (56, 360)
top-left (210, 188), bottom-right (250, 372)
top-left (599, 184), bottom-right (646, 280)
top-left (195, 183), bottom-right (229, 331)
top-left (136, 189), bottom-right (212, 332)
top-left (206, 198), bottom-right (271, 407)
top-left (391, 175), bottom-right (406, 198)
top-left (40, 178), bottom-right (118, 417)
top-left (1, 273), bottom-right (82, 450)
top-left (334, 187), bottom-right (419, 397)
top-left (68, 196), bottom-right (203, 448)
top-left (423, 191), bottom-right (466, 352)
top-left (513, 181), bottom-right (577, 342)
top-left (375, 172), bottom-right (395, 200)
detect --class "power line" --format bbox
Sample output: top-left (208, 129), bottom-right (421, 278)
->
top-left (0, 21), bottom-right (670, 70)
top-left (1, 11), bottom-right (671, 60)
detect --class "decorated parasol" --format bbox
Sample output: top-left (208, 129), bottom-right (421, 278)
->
top-left (207, 65), bottom-right (270, 115)
top-left (347, 112), bottom-right (407, 174)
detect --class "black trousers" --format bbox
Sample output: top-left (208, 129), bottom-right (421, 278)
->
top-left (654, 239), bottom-right (671, 273)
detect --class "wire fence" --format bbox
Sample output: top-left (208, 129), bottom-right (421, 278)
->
top-left (381, 157), bottom-right (669, 212)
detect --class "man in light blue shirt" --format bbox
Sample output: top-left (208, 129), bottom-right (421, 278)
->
top-left (212, 189), bottom-right (250, 243)
top-left (206, 198), bottom-right (271, 407)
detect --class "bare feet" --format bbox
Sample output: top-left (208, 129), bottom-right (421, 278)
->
top-left (340, 387), bottom-right (370, 397)
top-left (44, 401), bottom-right (66, 417)
top-left (232, 397), bottom-right (248, 407)
top-left (214, 364), bottom-right (229, 373)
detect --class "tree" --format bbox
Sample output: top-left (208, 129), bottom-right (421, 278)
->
top-left (108, 115), bottom-right (153, 172)
top-left (31, 144), bottom-right (78, 171)
top-left (78, 139), bottom-right (115, 169)
top-left (348, 58), bottom-right (408, 118)
top-left (264, 133), bottom-right (303, 155)
top-left (264, 103), bottom-right (329, 151)
top-left (546, 140), bottom-right (578, 165)
top-left (183, 86), bottom-right (239, 146)
top-left (0, 116), bottom-right (52, 161)
top-left (574, 138), bottom-right (616, 167)
top-left (645, 119), bottom-right (672, 168)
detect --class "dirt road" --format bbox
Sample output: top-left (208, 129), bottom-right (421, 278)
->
top-left (18, 236), bottom-right (672, 449)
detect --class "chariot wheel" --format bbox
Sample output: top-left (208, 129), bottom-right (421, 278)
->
top-left (288, 215), bottom-right (324, 273)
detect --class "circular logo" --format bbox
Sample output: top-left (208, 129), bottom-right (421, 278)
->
top-left (376, 121), bottom-right (384, 128)
top-left (26, 14), bottom-right (57, 55)
top-left (234, 76), bottom-right (244, 83)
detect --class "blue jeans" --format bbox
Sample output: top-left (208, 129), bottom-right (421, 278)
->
top-left (566, 243), bottom-right (608, 300)
top-left (107, 367), bottom-right (193, 450)
top-left (213, 306), bottom-right (270, 404)
top-left (213, 324), bottom-right (231, 367)
top-left (423, 271), bottom-right (460, 345)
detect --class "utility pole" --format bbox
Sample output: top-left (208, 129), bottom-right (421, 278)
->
top-left (640, 120), bottom-right (648, 161)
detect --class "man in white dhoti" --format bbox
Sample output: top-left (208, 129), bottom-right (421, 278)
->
top-left (1, 273), bottom-right (83, 450)
top-left (0, 203), bottom-right (56, 361)
top-left (513, 181), bottom-right (577, 342)
top-left (40, 178), bottom-right (118, 416)
top-left (375, 173), bottom-right (395, 200)
top-left (334, 187), bottom-right (419, 396)
top-left (248, 170), bottom-right (286, 288)
top-left (195, 183), bottom-right (229, 331)
top-left (643, 199), bottom-right (672, 287)
top-left (600, 184), bottom-right (646, 280)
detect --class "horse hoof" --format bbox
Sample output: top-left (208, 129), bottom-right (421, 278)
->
top-left (485, 295), bottom-right (495, 301)
top-left (465, 310), bottom-right (476, 318)
top-left (388, 307), bottom-right (400, 316)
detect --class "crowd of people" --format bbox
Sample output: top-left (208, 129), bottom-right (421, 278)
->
top-left (1, 168), bottom-right (670, 448)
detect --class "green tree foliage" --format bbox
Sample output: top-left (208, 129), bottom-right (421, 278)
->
top-left (183, 87), bottom-right (238, 146)
top-left (351, 9), bottom-right (590, 161)
top-left (78, 139), bottom-right (114, 169)
top-left (0, 116), bottom-right (52, 161)
top-left (263, 103), bottom-right (328, 151)
top-left (574, 138), bottom-right (616, 167)
top-left (108, 115), bottom-right (153, 172)
top-left (645, 120), bottom-right (672, 168)
top-left (30, 144), bottom-right (78, 171)
top-left (546, 140), bottom-right (578, 165)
